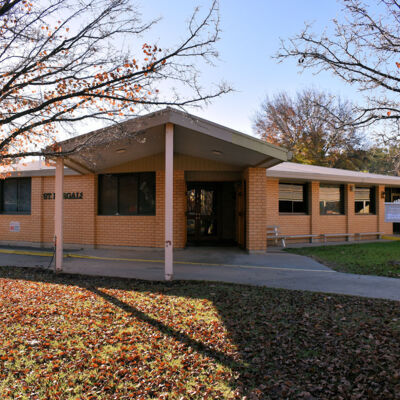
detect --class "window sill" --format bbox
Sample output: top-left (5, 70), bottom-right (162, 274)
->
top-left (279, 213), bottom-right (309, 216)
top-left (0, 212), bottom-right (31, 215)
top-left (320, 214), bottom-right (345, 216)
top-left (97, 214), bottom-right (156, 217)
top-left (355, 213), bottom-right (376, 216)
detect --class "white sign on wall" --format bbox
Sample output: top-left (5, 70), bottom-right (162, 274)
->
top-left (385, 202), bottom-right (400, 222)
top-left (9, 221), bottom-right (20, 232)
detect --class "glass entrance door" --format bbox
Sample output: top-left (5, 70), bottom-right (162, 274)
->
top-left (187, 183), bottom-right (219, 244)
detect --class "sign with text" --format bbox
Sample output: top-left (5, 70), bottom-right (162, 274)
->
top-left (9, 221), bottom-right (20, 232)
top-left (385, 202), bottom-right (400, 222)
top-left (43, 192), bottom-right (83, 200)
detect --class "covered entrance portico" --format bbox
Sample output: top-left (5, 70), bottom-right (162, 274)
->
top-left (49, 108), bottom-right (291, 280)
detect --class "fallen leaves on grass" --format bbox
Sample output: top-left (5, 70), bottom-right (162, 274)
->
top-left (0, 267), bottom-right (398, 399)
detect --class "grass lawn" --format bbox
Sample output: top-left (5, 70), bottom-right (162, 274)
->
top-left (286, 241), bottom-right (400, 278)
top-left (0, 267), bottom-right (399, 399)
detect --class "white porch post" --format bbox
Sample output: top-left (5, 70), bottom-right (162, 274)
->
top-left (165, 123), bottom-right (174, 280)
top-left (55, 157), bottom-right (64, 272)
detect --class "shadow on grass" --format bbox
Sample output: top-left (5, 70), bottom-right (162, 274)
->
top-left (0, 266), bottom-right (399, 399)
top-left (88, 286), bottom-right (241, 371)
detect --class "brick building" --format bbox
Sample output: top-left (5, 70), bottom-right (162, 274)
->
top-left (0, 108), bottom-right (399, 275)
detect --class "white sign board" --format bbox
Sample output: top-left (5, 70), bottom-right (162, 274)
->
top-left (9, 221), bottom-right (20, 232)
top-left (385, 202), bottom-right (400, 222)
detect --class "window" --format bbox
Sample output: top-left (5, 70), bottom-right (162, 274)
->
top-left (355, 186), bottom-right (376, 214)
top-left (98, 172), bottom-right (155, 215)
top-left (385, 187), bottom-right (400, 203)
top-left (0, 178), bottom-right (31, 214)
top-left (320, 184), bottom-right (344, 215)
top-left (279, 183), bottom-right (308, 213)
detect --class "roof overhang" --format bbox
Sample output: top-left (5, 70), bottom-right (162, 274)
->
top-left (267, 162), bottom-right (400, 187)
top-left (48, 108), bottom-right (291, 174)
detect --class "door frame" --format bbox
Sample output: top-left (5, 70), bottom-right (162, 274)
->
top-left (186, 182), bottom-right (221, 245)
top-left (186, 181), bottom-right (240, 246)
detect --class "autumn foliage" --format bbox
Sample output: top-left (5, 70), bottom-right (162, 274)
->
top-left (254, 89), bottom-right (368, 170)
top-left (0, 0), bottom-right (229, 173)
top-left (0, 267), bottom-right (399, 399)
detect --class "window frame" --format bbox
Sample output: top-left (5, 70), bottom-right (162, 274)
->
top-left (319, 184), bottom-right (345, 216)
top-left (97, 172), bottom-right (156, 216)
top-left (278, 182), bottom-right (309, 215)
top-left (0, 177), bottom-right (32, 215)
top-left (354, 186), bottom-right (376, 215)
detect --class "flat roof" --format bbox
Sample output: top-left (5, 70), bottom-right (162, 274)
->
top-left (0, 160), bottom-right (77, 177)
top-left (268, 162), bottom-right (400, 186)
top-left (9, 158), bottom-right (400, 188)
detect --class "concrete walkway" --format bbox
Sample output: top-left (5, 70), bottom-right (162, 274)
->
top-left (0, 246), bottom-right (399, 301)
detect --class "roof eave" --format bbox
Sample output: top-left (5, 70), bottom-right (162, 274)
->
top-left (46, 107), bottom-right (291, 166)
top-left (267, 170), bottom-right (400, 186)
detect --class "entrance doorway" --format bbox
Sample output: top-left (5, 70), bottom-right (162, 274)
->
top-left (186, 182), bottom-right (237, 245)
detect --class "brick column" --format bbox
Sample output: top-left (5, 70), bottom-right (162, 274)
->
top-left (377, 185), bottom-right (386, 233)
top-left (173, 170), bottom-right (186, 248)
top-left (31, 176), bottom-right (44, 245)
top-left (345, 184), bottom-right (355, 240)
top-left (155, 170), bottom-right (164, 248)
top-left (87, 174), bottom-right (97, 247)
top-left (310, 181), bottom-right (320, 241)
top-left (245, 167), bottom-right (267, 252)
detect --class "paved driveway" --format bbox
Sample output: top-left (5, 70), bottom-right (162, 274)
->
top-left (0, 246), bottom-right (399, 301)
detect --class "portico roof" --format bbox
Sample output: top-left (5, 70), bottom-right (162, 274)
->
top-left (50, 107), bottom-right (291, 174)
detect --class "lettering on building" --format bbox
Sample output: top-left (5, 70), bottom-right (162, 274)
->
top-left (43, 192), bottom-right (83, 200)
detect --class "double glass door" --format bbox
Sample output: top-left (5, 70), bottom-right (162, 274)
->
top-left (187, 183), bottom-right (219, 244)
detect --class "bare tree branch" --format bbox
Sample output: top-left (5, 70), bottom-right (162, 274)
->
top-left (0, 0), bottom-right (231, 169)
top-left (276, 0), bottom-right (400, 130)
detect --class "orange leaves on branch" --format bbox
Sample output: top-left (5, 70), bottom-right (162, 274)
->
top-left (0, 38), bottom-right (164, 166)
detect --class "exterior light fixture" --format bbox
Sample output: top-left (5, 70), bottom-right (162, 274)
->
top-left (381, 191), bottom-right (386, 199)
top-left (116, 148), bottom-right (126, 154)
top-left (212, 150), bottom-right (222, 156)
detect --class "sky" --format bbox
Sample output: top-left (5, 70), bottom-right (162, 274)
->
top-left (136, 0), bottom-right (365, 137)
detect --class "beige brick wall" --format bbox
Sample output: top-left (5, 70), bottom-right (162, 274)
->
top-left (0, 176), bottom-right (43, 243)
top-left (245, 168), bottom-right (267, 252)
top-left (265, 178), bottom-right (393, 245)
top-left (95, 171), bottom-right (162, 248)
top-left (0, 169), bottom-right (187, 249)
top-left (95, 170), bottom-right (186, 248)
top-left (266, 178), bottom-right (311, 236)
top-left (41, 175), bottom-right (97, 246)
top-left (310, 181), bottom-right (319, 236)
top-left (0, 166), bottom-right (395, 249)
